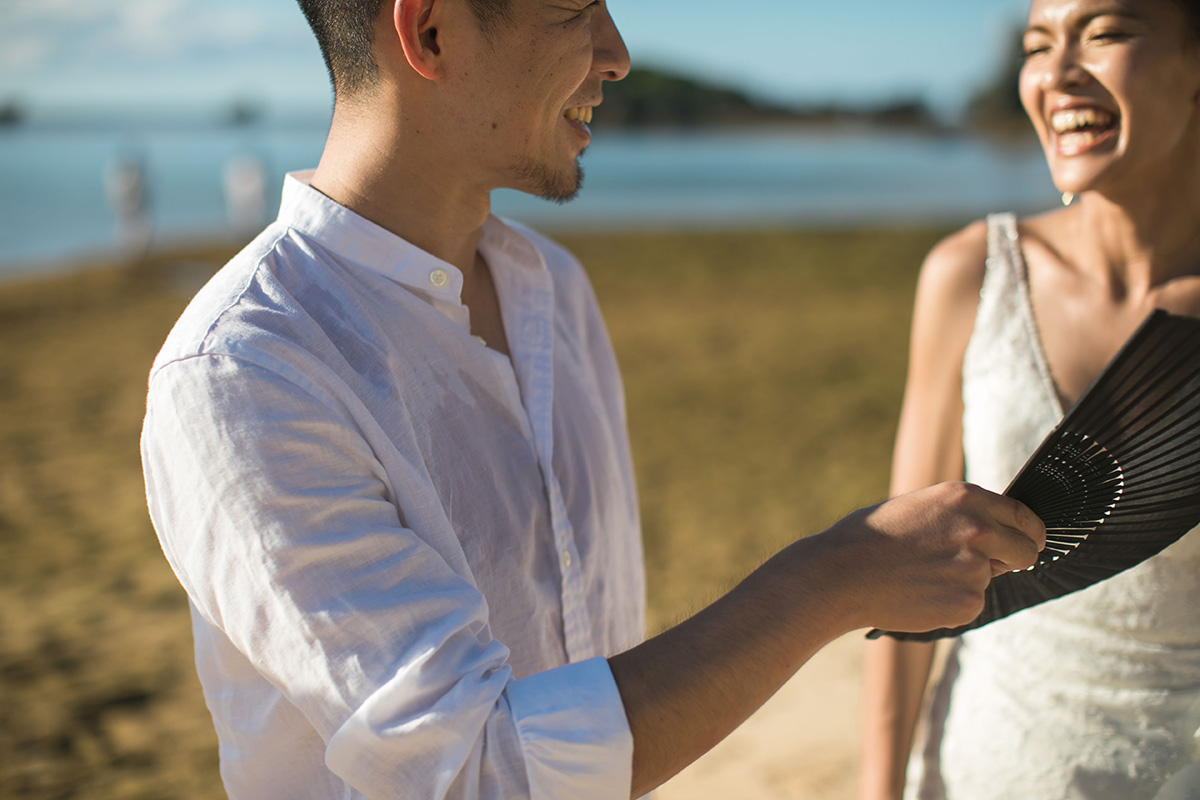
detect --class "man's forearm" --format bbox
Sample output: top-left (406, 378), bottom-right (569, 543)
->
top-left (610, 531), bottom-right (857, 797)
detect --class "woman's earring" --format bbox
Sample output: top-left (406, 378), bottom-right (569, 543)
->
top-left (1062, 192), bottom-right (1075, 206)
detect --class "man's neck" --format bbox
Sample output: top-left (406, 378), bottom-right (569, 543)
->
top-left (309, 98), bottom-right (490, 274)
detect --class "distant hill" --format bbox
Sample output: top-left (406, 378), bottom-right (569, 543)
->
top-left (595, 67), bottom-right (943, 131)
top-left (0, 100), bottom-right (24, 128)
top-left (963, 28), bottom-right (1037, 137)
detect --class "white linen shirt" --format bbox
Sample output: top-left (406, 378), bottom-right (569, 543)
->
top-left (141, 172), bottom-right (646, 799)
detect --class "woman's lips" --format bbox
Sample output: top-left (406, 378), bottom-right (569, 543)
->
top-left (1049, 107), bottom-right (1118, 155)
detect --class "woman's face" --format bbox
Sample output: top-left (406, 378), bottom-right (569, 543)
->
top-left (1020, 0), bottom-right (1200, 197)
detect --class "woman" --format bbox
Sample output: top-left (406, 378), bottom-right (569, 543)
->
top-left (858, 1), bottom-right (1200, 798)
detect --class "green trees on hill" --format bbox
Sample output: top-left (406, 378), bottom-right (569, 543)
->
top-left (0, 100), bottom-right (24, 127)
top-left (597, 34), bottom-right (1037, 136)
top-left (595, 68), bottom-right (941, 130)
top-left (596, 68), bottom-right (796, 127)
top-left (964, 29), bottom-right (1030, 134)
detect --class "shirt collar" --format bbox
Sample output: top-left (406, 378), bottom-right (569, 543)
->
top-left (278, 171), bottom-right (545, 306)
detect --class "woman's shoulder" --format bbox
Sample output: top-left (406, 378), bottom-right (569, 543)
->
top-left (899, 219), bottom-right (994, 381)
top-left (915, 218), bottom-right (990, 312)
top-left (919, 209), bottom-right (1076, 303)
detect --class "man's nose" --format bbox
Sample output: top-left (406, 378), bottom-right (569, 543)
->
top-left (594, 7), bottom-right (631, 82)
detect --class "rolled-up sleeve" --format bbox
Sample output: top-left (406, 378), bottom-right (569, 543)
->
top-left (326, 657), bottom-right (632, 798)
top-left (142, 352), bottom-right (633, 800)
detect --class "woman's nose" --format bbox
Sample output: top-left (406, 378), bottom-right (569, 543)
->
top-left (1039, 43), bottom-right (1091, 90)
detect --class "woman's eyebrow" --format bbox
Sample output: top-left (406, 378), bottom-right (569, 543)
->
top-left (1025, 6), bottom-right (1148, 36)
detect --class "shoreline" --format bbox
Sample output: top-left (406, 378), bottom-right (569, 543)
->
top-left (0, 233), bottom-right (252, 288)
top-left (0, 216), bottom-right (958, 287)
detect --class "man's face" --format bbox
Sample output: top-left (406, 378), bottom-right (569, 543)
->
top-left (451, 0), bottom-right (630, 201)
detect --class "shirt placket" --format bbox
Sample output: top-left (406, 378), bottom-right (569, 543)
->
top-left (502, 253), bottom-right (597, 664)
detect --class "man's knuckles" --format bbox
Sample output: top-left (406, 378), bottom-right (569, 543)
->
top-left (926, 481), bottom-right (988, 514)
top-left (875, 584), bottom-right (985, 633)
top-left (942, 587), bottom-right (987, 627)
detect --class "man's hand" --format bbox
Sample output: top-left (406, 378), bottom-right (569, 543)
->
top-left (611, 481), bottom-right (1045, 797)
top-left (825, 482), bottom-right (1046, 634)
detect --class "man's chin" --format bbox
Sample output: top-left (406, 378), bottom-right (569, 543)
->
top-left (511, 158), bottom-right (585, 205)
top-left (538, 175), bottom-right (583, 205)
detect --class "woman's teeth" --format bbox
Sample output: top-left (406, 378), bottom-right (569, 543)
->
top-left (1050, 108), bottom-right (1114, 133)
top-left (1050, 108), bottom-right (1116, 151)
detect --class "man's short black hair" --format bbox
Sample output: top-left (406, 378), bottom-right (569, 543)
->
top-left (297, 0), bottom-right (513, 97)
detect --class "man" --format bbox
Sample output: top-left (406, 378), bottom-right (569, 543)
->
top-left (141, 0), bottom-right (1046, 797)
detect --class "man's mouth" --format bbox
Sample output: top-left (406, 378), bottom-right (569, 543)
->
top-left (1049, 107), bottom-right (1117, 154)
top-left (564, 107), bottom-right (594, 125)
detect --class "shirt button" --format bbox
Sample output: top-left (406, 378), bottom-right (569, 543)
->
top-left (429, 269), bottom-right (449, 288)
top-left (562, 549), bottom-right (572, 570)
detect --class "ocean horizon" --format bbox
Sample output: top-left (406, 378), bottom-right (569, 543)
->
top-left (0, 122), bottom-right (1058, 280)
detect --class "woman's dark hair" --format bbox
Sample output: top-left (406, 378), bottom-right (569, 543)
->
top-left (296, 0), bottom-right (512, 97)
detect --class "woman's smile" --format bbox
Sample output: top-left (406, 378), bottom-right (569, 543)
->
top-left (1049, 105), bottom-right (1119, 155)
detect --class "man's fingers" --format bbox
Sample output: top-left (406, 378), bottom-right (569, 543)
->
top-left (952, 486), bottom-right (1045, 575)
top-left (981, 517), bottom-right (1044, 574)
top-left (985, 494), bottom-right (1047, 552)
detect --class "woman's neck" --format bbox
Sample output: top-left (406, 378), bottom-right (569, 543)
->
top-left (1069, 173), bottom-right (1200, 297)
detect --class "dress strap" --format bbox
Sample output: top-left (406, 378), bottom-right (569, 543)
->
top-left (985, 212), bottom-right (1020, 278)
top-left (982, 212), bottom-right (1064, 417)
top-left (974, 213), bottom-right (1022, 337)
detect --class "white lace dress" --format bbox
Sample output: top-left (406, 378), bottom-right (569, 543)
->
top-left (906, 213), bottom-right (1200, 800)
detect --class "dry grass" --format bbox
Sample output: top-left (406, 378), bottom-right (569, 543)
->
top-left (0, 226), bottom-right (946, 797)
top-left (570, 228), bottom-right (942, 629)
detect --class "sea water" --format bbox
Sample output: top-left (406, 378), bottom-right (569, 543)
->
top-left (0, 122), bottom-right (1057, 279)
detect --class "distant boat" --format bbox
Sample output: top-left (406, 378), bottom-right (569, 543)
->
top-left (226, 100), bottom-right (264, 128)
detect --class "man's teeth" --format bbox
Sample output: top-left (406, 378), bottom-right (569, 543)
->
top-left (1050, 108), bottom-right (1114, 134)
top-left (565, 107), bottom-right (593, 124)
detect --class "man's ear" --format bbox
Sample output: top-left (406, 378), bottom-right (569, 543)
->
top-left (394, 0), bottom-right (442, 80)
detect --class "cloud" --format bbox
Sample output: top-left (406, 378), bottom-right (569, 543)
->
top-left (1, 0), bottom-right (308, 75)
top-left (4, 0), bottom-right (146, 35)
top-left (0, 37), bottom-right (54, 72)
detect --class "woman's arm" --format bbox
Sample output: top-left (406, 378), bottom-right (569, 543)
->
top-left (857, 221), bottom-right (990, 800)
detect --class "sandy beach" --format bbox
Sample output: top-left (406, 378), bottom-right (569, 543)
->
top-left (0, 226), bottom-right (946, 798)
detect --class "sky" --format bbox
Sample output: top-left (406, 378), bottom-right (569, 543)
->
top-left (0, 0), bottom-right (1031, 119)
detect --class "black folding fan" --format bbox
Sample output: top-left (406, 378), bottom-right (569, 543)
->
top-left (870, 310), bottom-right (1200, 642)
